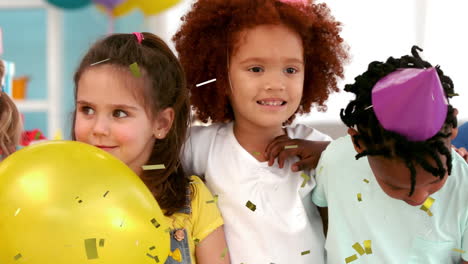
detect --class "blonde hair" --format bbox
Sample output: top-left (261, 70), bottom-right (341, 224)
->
top-left (0, 61), bottom-right (22, 157)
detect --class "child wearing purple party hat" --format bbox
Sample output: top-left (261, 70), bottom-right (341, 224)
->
top-left (307, 46), bottom-right (468, 263)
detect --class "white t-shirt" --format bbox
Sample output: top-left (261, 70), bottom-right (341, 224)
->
top-left (312, 135), bottom-right (468, 264)
top-left (182, 122), bottom-right (331, 263)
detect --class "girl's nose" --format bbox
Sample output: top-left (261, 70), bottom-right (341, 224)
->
top-left (92, 115), bottom-right (110, 136)
top-left (264, 72), bottom-right (286, 91)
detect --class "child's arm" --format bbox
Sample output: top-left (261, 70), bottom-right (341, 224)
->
top-left (196, 226), bottom-right (230, 264)
top-left (318, 206), bottom-right (328, 237)
top-left (191, 176), bottom-right (230, 263)
top-left (265, 134), bottom-right (330, 171)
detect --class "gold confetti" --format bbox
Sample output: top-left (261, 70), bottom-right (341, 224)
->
top-left (420, 197), bottom-right (435, 216)
top-left (284, 145), bottom-right (298, 149)
top-left (252, 151), bottom-right (261, 156)
top-left (168, 248), bottom-right (182, 262)
top-left (364, 240), bottom-right (372, 254)
top-left (345, 254), bottom-right (358, 263)
top-left (103, 191), bottom-right (109, 197)
top-left (448, 93), bottom-right (459, 97)
top-left (146, 253), bottom-right (160, 262)
top-left (357, 193), bottom-right (362, 202)
top-left (318, 166), bottom-right (324, 174)
top-left (90, 58), bottom-right (110, 66)
top-left (129, 62), bottom-right (141, 77)
top-left (142, 164), bottom-right (165, 170)
top-left (246, 200), bottom-right (256, 211)
top-left (14, 208), bottom-right (20, 216)
top-left (301, 250), bottom-right (310, 255)
top-left (149, 246), bottom-right (156, 251)
top-left (352, 242), bottom-right (365, 255)
top-left (84, 238), bottom-right (99, 259)
top-left (150, 218), bottom-right (161, 228)
top-left (452, 248), bottom-right (466, 254)
top-left (206, 194), bottom-right (219, 204)
top-left (75, 196), bottom-right (83, 203)
top-left (220, 247), bottom-right (228, 259)
top-left (99, 239), bottom-right (105, 247)
top-left (300, 173), bottom-right (310, 188)
top-left (14, 253), bottom-right (22, 261)
top-left (363, 179), bottom-right (369, 183)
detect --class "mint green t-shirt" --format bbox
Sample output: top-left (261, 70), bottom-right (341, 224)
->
top-left (312, 136), bottom-right (468, 264)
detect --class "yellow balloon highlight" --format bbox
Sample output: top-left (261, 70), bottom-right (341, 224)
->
top-left (0, 141), bottom-right (170, 264)
top-left (137, 0), bottom-right (182, 16)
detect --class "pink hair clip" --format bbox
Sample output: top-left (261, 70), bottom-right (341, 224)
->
top-left (132, 32), bottom-right (144, 44)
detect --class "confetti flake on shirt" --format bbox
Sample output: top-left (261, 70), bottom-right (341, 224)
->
top-left (142, 164), bottom-right (165, 170)
top-left (301, 250), bottom-right (310, 255)
top-left (352, 242), bottom-right (365, 255)
top-left (453, 248), bottom-right (466, 254)
top-left (206, 194), bottom-right (219, 204)
top-left (246, 200), bottom-right (257, 211)
top-left (300, 173), bottom-right (310, 188)
top-left (150, 218), bottom-right (161, 228)
top-left (99, 239), bottom-right (105, 247)
top-left (129, 62), bottom-right (141, 78)
top-left (420, 197), bottom-right (435, 216)
top-left (363, 179), bottom-right (370, 183)
top-left (345, 254), bottom-right (358, 263)
top-left (14, 253), bottom-right (22, 261)
top-left (357, 193), bottom-right (362, 202)
top-left (364, 240), bottom-right (372, 254)
top-left (284, 145), bottom-right (298, 149)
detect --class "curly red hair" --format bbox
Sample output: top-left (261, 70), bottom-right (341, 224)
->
top-left (173, 0), bottom-right (348, 123)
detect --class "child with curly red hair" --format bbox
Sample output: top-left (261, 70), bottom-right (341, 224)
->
top-left (174, 0), bottom-right (348, 262)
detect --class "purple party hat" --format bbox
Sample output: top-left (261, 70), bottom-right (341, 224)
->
top-left (371, 67), bottom-right (448, 141)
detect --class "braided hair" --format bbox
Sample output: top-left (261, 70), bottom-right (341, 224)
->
top-left (340, 46), bottom-right (457, 196)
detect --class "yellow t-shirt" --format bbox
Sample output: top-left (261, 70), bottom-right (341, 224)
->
top-left (164, 176), bottom-right (223, 263)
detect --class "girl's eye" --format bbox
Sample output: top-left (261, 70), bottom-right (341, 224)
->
top-left (80, 106), bottom-right (95, 115)
top-left (284, 67), bottom-right (298, 74)
top-left (113, 110), bottom-right (128, 118)
top-left (248, 66), bottom-right (264, 73)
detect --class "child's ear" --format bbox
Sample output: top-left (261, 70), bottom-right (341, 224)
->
top-left (451, 108), bottom-right (459, 140)
top-left (153, 107), bottom-right (175, 139)
top-left (347, 127), bottom-right (365, 154)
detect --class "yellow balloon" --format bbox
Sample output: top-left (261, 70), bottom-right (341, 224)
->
top-left (137, 0), bottom-right (182, 16)
top-left (111, 0), bottom-right (138, 17)
top-left (0, 141), bottom-right (169, 264)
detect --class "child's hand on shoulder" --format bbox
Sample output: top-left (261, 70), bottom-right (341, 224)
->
top-left (265, 135), bottom-right (330, 171)
top-left (453, 145), bottom-right (468, 163)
